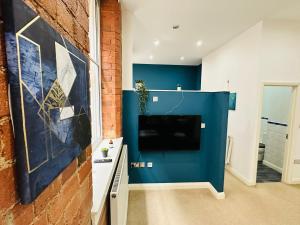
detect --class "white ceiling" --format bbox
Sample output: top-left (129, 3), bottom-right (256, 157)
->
top-left (122, 0), bottom-right (300, 65)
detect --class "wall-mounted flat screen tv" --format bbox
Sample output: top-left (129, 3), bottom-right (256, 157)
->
top-left (138, 115), bottom-right (201, 151)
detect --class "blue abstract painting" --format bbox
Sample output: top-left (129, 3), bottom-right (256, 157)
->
top-left (3, 0), bottom-right (91, 203)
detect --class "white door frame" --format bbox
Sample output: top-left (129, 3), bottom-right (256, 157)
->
top-left (251, 81), bottom-right (299, 184)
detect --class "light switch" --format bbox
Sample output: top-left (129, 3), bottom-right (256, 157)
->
top-left (153, 96), bottom-right (158, 102)
top-left (201, 123), bottom-right (206, 128)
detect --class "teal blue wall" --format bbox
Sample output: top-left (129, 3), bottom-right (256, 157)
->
top-left (122, 90), bottom-right (229, 192)
top-left (196, 64), bottom-right (202, 90)
top-left (133, 64), bottom-right (202, 90)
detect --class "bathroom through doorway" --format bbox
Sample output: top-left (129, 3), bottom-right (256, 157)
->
top-left (256, 85), bottom-right (295, 183)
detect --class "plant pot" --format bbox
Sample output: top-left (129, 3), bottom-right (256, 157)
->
top-left (101, 151), bottom-right (108, 158)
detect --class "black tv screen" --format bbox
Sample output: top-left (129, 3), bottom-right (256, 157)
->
top-left (138, 115), bottom-right (201, 151)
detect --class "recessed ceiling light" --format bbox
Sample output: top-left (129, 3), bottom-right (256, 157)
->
top-left (196, 40), bottom-right (203, 47)
top-left (180, 56), bottom-right (185, 61)
top-left (172, 25), bottom-right (180, 30)
top-left (154, 40), bottom-right (160, 46)
top-left (149, 55), bottom-right (154, 60)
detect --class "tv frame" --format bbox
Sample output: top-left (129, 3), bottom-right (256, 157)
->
top-left (138, 115), bottom-right (202, 151)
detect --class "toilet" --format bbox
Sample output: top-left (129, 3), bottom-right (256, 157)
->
top-left (258, 143), bottom-right (265, 162)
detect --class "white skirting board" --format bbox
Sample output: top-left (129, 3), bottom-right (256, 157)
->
top-left (262, 160), bottom-right (283, 173)
top-left (129, 182), bottom-right (225, 200)
top-left (226, 165), bottom-right (256, 186)
top-left (290, 178), bottom-right (300, 184)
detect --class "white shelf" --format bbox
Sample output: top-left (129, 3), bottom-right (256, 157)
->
top-left (91, 137), bottom-right (123, 225)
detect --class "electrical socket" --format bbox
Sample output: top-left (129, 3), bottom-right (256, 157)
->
top-left (130, 162), bottom-right (139, 168)
top-left (139, 162), bottom-right (145, 168)
top-left (147, 162), bottom-right (153, 168)
top-left (153, 96), bottom-right (158, 102)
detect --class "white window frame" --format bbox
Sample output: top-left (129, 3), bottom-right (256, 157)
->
top-left (89, 0), bottom-right (102, 149)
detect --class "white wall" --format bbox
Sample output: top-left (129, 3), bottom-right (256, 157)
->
top-left (202, 22), bottom-right (263, 184)
top-left (260, 86), bottom-right (292, 147)
top-left (260, 20), bottom-right (300, 182)
top-left (202, 20), bottom-right (300, 184)
top-left (262, 86), bottom-right (293, 124)
top-left (122, 8), bottom-right (134, 90)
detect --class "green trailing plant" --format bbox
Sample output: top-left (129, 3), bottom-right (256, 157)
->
top-left (135, 80), bottom-right (149, 114)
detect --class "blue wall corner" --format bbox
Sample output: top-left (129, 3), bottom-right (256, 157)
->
top-left (132, 64), bottom-right (202, 90)
top-left (122, 90), bottom-right (229, 192)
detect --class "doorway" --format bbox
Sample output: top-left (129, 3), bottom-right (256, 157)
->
top-left (256, 85), bottom-right (294, 183)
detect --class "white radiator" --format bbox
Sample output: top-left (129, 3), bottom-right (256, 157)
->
top-left (110, 145), bottom-right (129, 225)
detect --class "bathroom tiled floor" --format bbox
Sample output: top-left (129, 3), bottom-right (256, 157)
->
top-left (256, 161), bottom-right (282, 183)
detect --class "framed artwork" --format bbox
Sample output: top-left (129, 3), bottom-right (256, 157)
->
top-left (3, 0), bottom-right (91, 203)
top-left (229, 93), bottom-right (237, 110)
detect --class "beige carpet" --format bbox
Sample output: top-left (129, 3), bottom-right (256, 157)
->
top-left (127, 172), bottom-right (300, 225)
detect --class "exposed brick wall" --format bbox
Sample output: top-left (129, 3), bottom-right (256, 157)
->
top-left (0, 1), bottom-right (93, 225)
top-left (100, 0), bottom-right (122, 138)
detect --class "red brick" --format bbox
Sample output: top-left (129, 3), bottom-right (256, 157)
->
top-left (36, 0), bottom-right (57, 19)
top-left (55, 214), bottom-right (65, 225)
top-left (102, 54), bottom-right (116, 63)
top-left (76, 3), bottom-right (89, 33)
top-left (101, 0), bottom-right (121, 11)
top-left (78, 159), bottom-right (91, 184)
top-left (74, 22), bottom-right (88, 50)
top-left (101, 11), bottom-right (119, 33)
top-left (47, 195), bottom-right (65, 224)
top-left (88, 172), bottom-right (93, 190)
top-left (63, 191), bottom-right (81, 224)
top-left (57, 0), bottom-right (74, 35)
top-left (81, 213), bottom-right (91, 225)
top-left (0, 212), bottom-right (6, 225)
top-left (46, 175), bottom-right (79, 223)
top-left (102, 63), bottom-right (112, 70)
top-left (102, 75), bottom-right (112, 82)
top-left (77, 187), bottom-right (92, 224)
top-left (0, 117), bottom-right (14, 163)
top-left (61, 158), bottom-right (77, 184)
top-left (34, 174), bottom-right (62, 215)
top-left (61, 173), bottom-right (80, 206)
top-left (102, 43), bottom-right (116, 51)
top-left (62, 0), bottom-right (78, 16)
top-left (0, 23), bottom-right (7, 68)
top-left (78, 0), bottom-right (89, 15)
top-left (0, 69), bottom-right (9, 117)
top-left (102, 50), bottom-right (112, 58)
top-left (0, 166), bottom-right (18, 209)
top-left (12, 204), bottom-right (34, 225)
top-left (80, 172), bottom-right (91, 201)
top-left (86, 145), bottom-right (92, 158)
top-left (32, 210), bottom-right (47, 225)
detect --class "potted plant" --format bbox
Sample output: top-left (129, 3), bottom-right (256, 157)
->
top-left (135, 80), bottom-right (149, 114)
top-left (101, 147), bottom-right (109, 158)
top-left (135, 80), bottom-right (144, 90)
